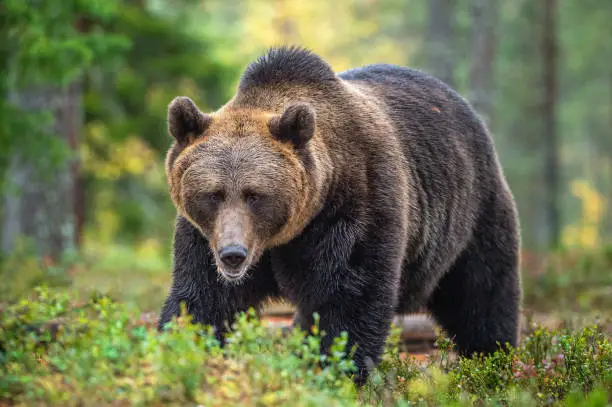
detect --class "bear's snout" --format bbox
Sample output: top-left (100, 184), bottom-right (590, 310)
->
top-left (219, 244), bottom-right (248, 270)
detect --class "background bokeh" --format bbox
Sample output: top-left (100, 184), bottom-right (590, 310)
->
top-left (1, 0), bottom-right (610, 317)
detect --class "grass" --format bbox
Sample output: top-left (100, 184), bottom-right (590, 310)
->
top-left (3, 240), bottom-right (612, 315)
top-left (1, 287), bottom-right (611, 406)
top-left (522, 246), bottom-right (612, 314)
top-left (1, 245), bottom-right (611, 405)
top-left (0, 237), bottom-right (172, 312)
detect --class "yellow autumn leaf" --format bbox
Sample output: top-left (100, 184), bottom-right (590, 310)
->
top-left (562, 179), bottom-right (606, 249)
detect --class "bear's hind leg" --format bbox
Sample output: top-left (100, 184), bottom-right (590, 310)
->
top-left (427, 216), bottom-right (521, 356)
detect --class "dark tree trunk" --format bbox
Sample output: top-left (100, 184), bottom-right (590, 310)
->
top-left (608, 70), bottom-right (612, 238)
top-left (498, 0), bottom-right (547, 249)
top-left (425, 0), bottom-right (456, 87)
top-left (1, 82), bottom-right (83, 260)
top-left (542, 0), bottom-right (560, 249)
top-left (469, 0), bottom-right (499, 128)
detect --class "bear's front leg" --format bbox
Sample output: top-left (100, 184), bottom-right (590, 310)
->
top-left (158, 216), bottom-right (277, 342)
top-left (278, 216), bottom-right (404, 385)
top-left (291, 275), bottom-right (398, 386)
top-left (314, 288), bottom-right (396, 385)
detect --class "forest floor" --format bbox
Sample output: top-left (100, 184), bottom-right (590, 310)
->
top-left (1, 246), bottom-right (611, 405)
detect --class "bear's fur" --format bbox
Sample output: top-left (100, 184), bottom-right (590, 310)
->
top-left (158, 46), bottom-right (521, 385)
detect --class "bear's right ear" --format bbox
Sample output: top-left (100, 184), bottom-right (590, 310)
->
top-left (167, 96), bottom-right (211, 146)
top-left (268, 103), bottom-right (316, 149)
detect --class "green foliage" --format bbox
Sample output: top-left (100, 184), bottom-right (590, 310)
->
top-left (2, 0), bottom-right (129, 87)
top-left (522, 246), bottom-right (612, 312)
top-left (1, 288), bottom-right (610, 406)
top-left (446, 325), bottom-right (612, 406)
top-left (0, 236), bottom-right (171, 308)
top-left (364, 325), bottom-right (612, 406)
top-left (1, 287), bottom-right (358, 406)
top-left (0, 0), bottom-right (130, 189)
top-left (0, 238), bottom-right (74, 302)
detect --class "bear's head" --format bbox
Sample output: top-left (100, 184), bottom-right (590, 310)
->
top-left (165, 96), bottom-right (324, 282)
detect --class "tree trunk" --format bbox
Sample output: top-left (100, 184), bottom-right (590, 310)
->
top-left (542, 0), bottom-right (560, 249)
top-left (497, 0), bottom-right (547, 249)
top-left (469, 0), bottom-right (499, 128)
top-left (1, 82), bottom-right (83, 261)
top-left (425, 0), bottom-right (456, 87)
top-left (608, 69), bottom-right (612, 239)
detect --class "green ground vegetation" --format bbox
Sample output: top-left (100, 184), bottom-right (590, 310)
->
top-left (1, 286), bottom-right (611, 406)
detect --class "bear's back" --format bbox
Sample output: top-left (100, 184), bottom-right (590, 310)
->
top-left (339, 63), bottom-right (509, 269)
top-left (338, 64), bottom-right (489, 148)
top-left (338, 63), bottom-right (500, 188)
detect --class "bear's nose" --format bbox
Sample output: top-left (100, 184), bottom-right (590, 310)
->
top-left (219, 245), bottom-right (248, 268)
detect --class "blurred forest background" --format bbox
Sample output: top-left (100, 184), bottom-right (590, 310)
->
top-left (0, 0), bottom-right (610, 315)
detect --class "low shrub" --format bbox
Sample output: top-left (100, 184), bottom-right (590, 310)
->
top-left (1, 287), bottom-right (610, 406)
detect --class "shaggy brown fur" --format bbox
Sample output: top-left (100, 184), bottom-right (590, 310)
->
top-left (159, 46), bottom-right (521, 385)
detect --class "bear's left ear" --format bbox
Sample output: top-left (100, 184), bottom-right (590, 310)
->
top-left (268, 103), bottom-right (316, 149)
top-left (167, 96), bottom-right (212, 146)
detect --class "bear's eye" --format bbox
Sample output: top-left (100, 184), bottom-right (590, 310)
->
top-left (244, 192), bottom-right (261, 207)
top-left (206, 191), bottom-right (224, 204)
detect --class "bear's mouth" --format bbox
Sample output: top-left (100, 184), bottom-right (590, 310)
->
top-left (213, 247), bottom-right (261, 284)
top-left (217, 264), bottom-right (250, 282)
top-left (214, 245), bottom-right (261, 284)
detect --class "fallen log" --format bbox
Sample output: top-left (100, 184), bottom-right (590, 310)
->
top-left (261, 302), bottom-right (439, 353)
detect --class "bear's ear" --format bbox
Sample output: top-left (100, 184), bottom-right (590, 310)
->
top-left (167, 96), bottom-right (211, 145)
top-left (268, 103), bottom-right (316, 149)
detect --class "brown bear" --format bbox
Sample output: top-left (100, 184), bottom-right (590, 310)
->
top-left (158, 46), bottom-right (521, 385)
